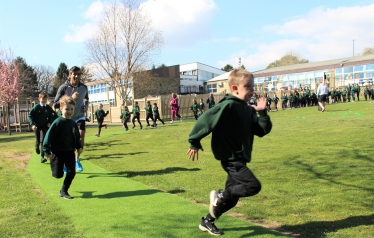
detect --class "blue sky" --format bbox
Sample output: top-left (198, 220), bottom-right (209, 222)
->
top-left (0, 0), bottom-right (373, 73)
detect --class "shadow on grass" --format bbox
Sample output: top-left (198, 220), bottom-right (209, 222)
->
top-left (167, 189), bottom-right (185, 194)
top-left (84, 152), bottom-right (148, 160)
top-left (224, 225), bottom-right (288, 237)
top-left (84, 167), bottom-right (200, 178)
top-left (85, 139), bottom-right (129, 149)
top-left (76, 189), bottom-right (160, 199)
top-left (283, 149), bottom-right (374, 193)
top-left (0, 133), bottom-right (34, 143)
top-left (281, 214), bottom-right (374, 237)
top-left (118, 167), bottom-right (201, 177)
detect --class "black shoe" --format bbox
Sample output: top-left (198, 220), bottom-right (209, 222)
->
top-left (36, 146), bottom-right (40, 154)
top-left (41, 157), bottom-right (47, 163)
top-left (59, 191), bottom-right (73, 199)
top-left (147, 124), bottom-right (150, 127)
top-left (132, 125), bottom-right (135, 129)
top-left (199, 217), bottom-right (223, 236)
top-left (140, 126), bottom-right (143, 129)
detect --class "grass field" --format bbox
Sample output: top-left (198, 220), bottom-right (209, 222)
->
top-left (0, 100), bottom-right (373, 237)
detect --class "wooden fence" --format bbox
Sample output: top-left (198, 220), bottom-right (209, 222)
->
top-left (0, 98), bottom-right (33, 132)
top-left (90, 92), bottom-right (228, 124)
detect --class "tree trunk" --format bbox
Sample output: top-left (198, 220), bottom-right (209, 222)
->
top-left (7, 105), bottom-right (11, 135)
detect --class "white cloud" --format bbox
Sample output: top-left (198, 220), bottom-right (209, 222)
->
top-left (141, 0), bottom-right (218, 48)
top-left (219, 4), bottom-right (374, 71)
top-left (84, 1), bottom-right (104, 20)
top-left (63, 23), bottom-right (97, 43)
top-left (63, 1), bottom-right (104, 43)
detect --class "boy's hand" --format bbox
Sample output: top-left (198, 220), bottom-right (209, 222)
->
top-left (46, 155), bottom-right (52, 161)
top-left (186, 148), bottom-right (204, 161)
top-left (252, 97), bottom-right (267, 111)
top-left (47, 123), bottom-right (50, 128)
top-left (32, 125), bottom-right (37, 131)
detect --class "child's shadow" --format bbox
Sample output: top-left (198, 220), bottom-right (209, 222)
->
top-left (76, 189), bottom-right (160, 199)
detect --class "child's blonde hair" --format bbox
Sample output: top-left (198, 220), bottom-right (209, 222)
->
top-left (59, 95), bottom-right (76, 108)
top-left (228, 69), bottom-right (253, 91)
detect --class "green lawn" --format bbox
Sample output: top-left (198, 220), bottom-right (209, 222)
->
top-left (1, 100), bottom-right (373, 237)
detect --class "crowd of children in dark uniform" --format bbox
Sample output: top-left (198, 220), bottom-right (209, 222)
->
top-left (252, 83), bottom-right (374, 112)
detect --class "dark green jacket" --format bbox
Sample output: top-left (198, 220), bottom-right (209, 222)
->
top-left (28, 104), bottom-right (55, 127)
top-left (188, 95), bottom-right (272, 162)
top-left (145, 105), bottom-right (153, 115)
top-left (94, 109), bottom-right (108, 123)
top-left (199, 102), bottom-right (205, 111)
top-left (364, 88), bottom-right (369, 95)
top-left (132, 106), bottom-right (140, 117)
top-left (153, 106), bottom-right (160, 117)
top-left (120, 110), bottom-right (130, 121)
top-left (42, 117), bottom-right (82, 156)
top-left (190, 103), bottom-right (198, 112)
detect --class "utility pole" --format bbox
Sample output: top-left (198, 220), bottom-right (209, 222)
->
top-left (353, 39), bottom-right (355, 57)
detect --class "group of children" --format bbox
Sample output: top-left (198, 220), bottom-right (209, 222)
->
top-left (251, 84), bottom-right (374, 112)
top-left (28, 68), bottom-right (276, 236)
top-left (28, 92), bottom-right (83, 199)
top-left (120, 101), bottom-right (165, 131)
top-left (190, 98), bottom-right (205, 120)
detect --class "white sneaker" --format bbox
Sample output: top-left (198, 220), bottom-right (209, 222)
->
top-left (180, 116), bottom-right (183, 121)
top-left (170, 121), bottom-right (174, 124)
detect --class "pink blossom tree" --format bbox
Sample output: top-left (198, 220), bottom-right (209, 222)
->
top-left (0, 46), bottom-right (22, 135)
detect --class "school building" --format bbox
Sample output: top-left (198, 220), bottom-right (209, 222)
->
top-left (86, 62), bottom-right (225, 107)
top-left (206, 54), bottom-right (374, 94)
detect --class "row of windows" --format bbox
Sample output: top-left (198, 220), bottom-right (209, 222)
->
top-left (91, 99), bottom-right (115, 106)
top-left (335, 64), bottom-right (374, 74)
top-left (207, 84), bottom-right (217, 93)
top-left (88, 82), bottom-right (133, 95)
top-left (255, 64), bottom-right (374, 83)
top-left (180, 70), bottom-right (220, 82)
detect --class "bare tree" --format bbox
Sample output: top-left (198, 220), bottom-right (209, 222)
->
top-left (34, 65), bottom-right (55, 96)
top-left (84, 0), bottom-right (164, 105)
top-left (362, 46), bottom-right (374, 55)
top-left (266, 51), bottom-right (309, 69)
top-left (80, 66), bottom-right (94, 83)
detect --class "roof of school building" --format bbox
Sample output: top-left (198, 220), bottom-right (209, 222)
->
top-left (252, 54), bottom-right (374, 77)
top-left (208, 54), bottom-right (374, 83)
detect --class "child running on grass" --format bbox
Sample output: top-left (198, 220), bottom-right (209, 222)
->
top-left (28, 92), bottom-right (56, 163)
top-left (190, 99), bottom-right (199, 120)
top-left (120, 106), bottom-right (130, 131)
top-left (94, 104), bottom-right (109, 137)
top-left (186, 69), bottom-right (272, 236)
top-left (152, 103), bottom-right (164, 127)
top-left (145, 101), bottom-right (154, 127)
top-left (43, 95), bottom-right (83, 199)
top-left (199, 98), bottom-right (205, 116)
top-left (132, 101), bottom-right (142, 129)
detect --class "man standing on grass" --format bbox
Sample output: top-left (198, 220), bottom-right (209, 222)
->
top-left (316, 81), bottom-right (328, 112)
top-left (54, 66), bottom-right (88, 172)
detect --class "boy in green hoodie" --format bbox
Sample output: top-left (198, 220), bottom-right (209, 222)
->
top-left (43, 95), bottom-right (83, 199)
top-left (120, 106), bottom-right (130, 131)
top-left (28, 92), bottom-right (56, 163)
top-left (94, 104), bottom-right (109, 137)
top-left (187, 69), bottom-right (272, 236)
